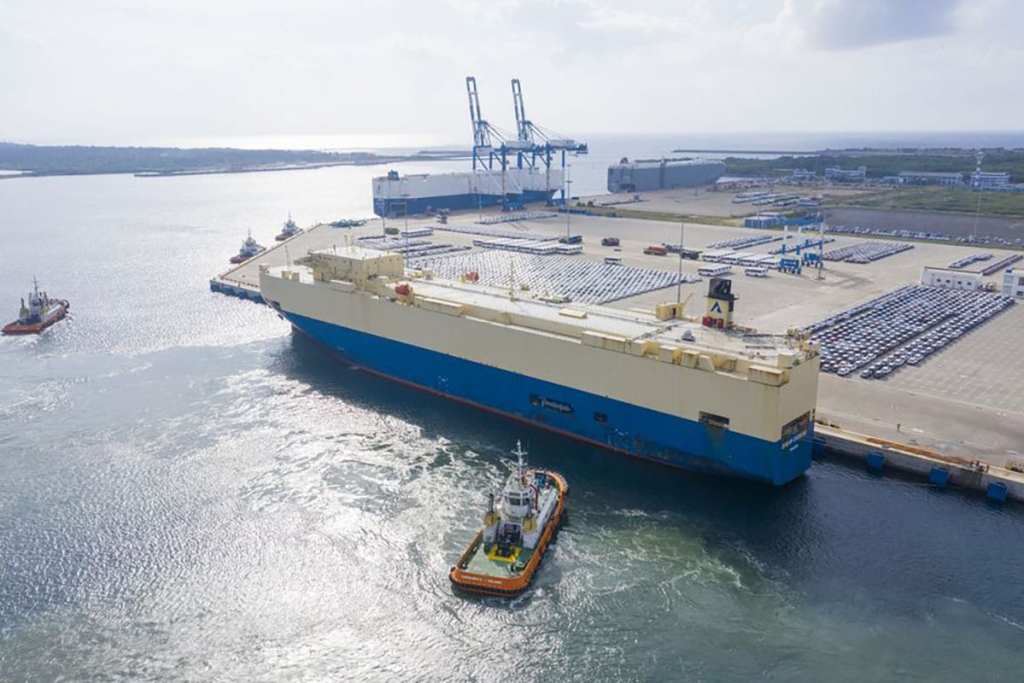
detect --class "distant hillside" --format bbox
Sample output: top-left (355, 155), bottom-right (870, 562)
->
top-left (0, 142), bottom-right (467, 177)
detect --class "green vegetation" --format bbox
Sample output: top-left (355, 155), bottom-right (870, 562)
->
top-left (723, 148), bottom-right (1024, 182)
top-left (0, 142), bottom-right (467, 177)
top-left (827, 186), bottom-right (1024, 217)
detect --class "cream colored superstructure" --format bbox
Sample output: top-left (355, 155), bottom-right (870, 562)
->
top-left (259, 247), bottom-right (819, 444)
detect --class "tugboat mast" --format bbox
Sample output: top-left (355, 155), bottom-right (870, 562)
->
top-left (513, 439), bottom-right (527, 476)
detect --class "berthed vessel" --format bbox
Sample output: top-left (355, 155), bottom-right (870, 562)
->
top-left (230, 231), bottom-right (266, 264)
top-left (372, 167), bottom-right (563, 217)
top-left (275, 215), bottom-right (303, 241)
top-left (259, 245), bottom-right (819, 485)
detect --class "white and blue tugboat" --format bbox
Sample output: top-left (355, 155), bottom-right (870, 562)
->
top-left (230, 231), bottom-right (266, 264)
top-left (275, 214), bottom-right (303, 241)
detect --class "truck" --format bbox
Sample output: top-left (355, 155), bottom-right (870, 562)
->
top-left (643, 245), bottom-right (667, 256)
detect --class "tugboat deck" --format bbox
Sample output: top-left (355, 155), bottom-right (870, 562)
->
top-left (463, 537), bottom-right (537, 579)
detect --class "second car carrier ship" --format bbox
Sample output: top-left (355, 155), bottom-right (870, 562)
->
top-left (259, 246), bottom-right (819, 485)
top-left (372, 167), bottom-right (564, 216)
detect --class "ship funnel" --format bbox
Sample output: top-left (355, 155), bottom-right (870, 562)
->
top-left (702, 277), bottom-right (736, 330)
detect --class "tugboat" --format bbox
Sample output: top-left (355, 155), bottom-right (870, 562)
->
top-left (229, 231), bottom-right (266, 264)
top-left (449, 442), bottom-right (568, 597)
top-left (3, 278), bottom-right (70, 335)
top-left (275, 214), bottom-right (303, 241)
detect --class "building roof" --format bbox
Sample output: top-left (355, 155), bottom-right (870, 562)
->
top-left (898, 171), bottom-right (963, 178)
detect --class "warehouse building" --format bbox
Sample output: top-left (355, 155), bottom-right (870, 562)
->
top-left (824, 166), bottom-right (867, 183)
top-left (972, 171), bottom-right (1011, 190)
top-left (921, 266), bottom-right (982, 291)
top-left (898, 171), bottom-right (964, 186)
top-left (1003, 269), bottom-right (1024, 297)
top-left (788, 169), bottom-right (817, 182)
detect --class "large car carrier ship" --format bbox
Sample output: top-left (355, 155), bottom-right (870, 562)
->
top-left (372, 167), bottom-right (563, 217)
top-left (607, 158), bottom-right (725, 193)
top-left (259, 247), bottom-right (819, 485)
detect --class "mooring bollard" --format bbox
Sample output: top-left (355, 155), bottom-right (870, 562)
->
top-left (986, 482), bottom-right (1009, 504)
top-left (866, 451), bottom-right (885, 474)
top-left (928, 467), bottom-right (950, 488)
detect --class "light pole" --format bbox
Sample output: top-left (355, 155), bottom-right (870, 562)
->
top-left (382, 178), bottom-right (390, 235)
top-left (565, 165), bottom-right (573, 239)
top-left (676, 220), bottom-right (684, 305)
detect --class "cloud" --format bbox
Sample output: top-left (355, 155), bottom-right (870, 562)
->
top-left (1, 0), bottom-right (1022, 143)
top-left (782, 0), bottom-right (961, 50)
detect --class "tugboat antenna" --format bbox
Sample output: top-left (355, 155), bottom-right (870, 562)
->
top-left (512, 439), bottom-right (527, 473)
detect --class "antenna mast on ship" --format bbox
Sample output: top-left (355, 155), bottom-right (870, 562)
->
top-left (565, 165), bottom-right (572, 238)
top-left (512, 440), bottom-right (527, 477)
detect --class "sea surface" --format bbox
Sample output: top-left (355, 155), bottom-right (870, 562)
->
top-left (1, 138), bottom-right (1023, 681)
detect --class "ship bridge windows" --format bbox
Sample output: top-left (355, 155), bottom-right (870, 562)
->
top-left (699, 412), bottom-right (730, 430)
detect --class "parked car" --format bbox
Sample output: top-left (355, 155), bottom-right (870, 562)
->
top-left (643, 245), bottom-right (667, 256)
top-left (601, 237), bottom-right (620, 247)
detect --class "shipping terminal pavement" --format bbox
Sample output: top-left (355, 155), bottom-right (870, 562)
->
top-left (214, 209), bottom-right (1024, 491)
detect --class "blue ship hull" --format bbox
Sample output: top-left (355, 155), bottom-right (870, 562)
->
top-left (373, 190), bottom-right (555, 217)
top-left (285, 312), bottom-right (813, 485)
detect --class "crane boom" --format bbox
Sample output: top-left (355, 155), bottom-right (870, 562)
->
top-left (508, 77), bottom-right (588, 178)
top-left (466, 76), bottom-right (490, 151)
top-left (511, 78), bottom-right (530, 144)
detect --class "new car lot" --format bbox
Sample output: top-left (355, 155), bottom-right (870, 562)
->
top-left (807, 285), bottom-right (1015, 380)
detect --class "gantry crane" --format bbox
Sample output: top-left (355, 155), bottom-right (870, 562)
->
top-left (467, 76), bottom-right (528, 172)
top-left (510, 78), bottom-right (588, 172)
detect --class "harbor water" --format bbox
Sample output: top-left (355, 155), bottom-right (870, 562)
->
top-left (1, 150), bottom-right (1023, 681)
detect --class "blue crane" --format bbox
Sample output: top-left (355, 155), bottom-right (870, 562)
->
top-left (510, 78), bottom-right (588, 173)
top-left (466, 76), bottom-right (523, 172)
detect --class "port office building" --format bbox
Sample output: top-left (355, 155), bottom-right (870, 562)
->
top-left (607, 158), bottom-right (725, 193)
top-left (824, 166), bottom-right (867, 182)
top-left (898, 171), bottom-right (964, 186)
top-left (921, 266), bottom-right (982, 291)
top-left (972, 171), bottom-right (1012, 190)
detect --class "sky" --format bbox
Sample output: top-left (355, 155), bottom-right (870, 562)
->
top-left (1, 0), bottom-right (1022, 148)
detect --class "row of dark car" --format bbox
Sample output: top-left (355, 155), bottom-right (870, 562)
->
top-left (827, 223), bottom-right (1024, 248)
